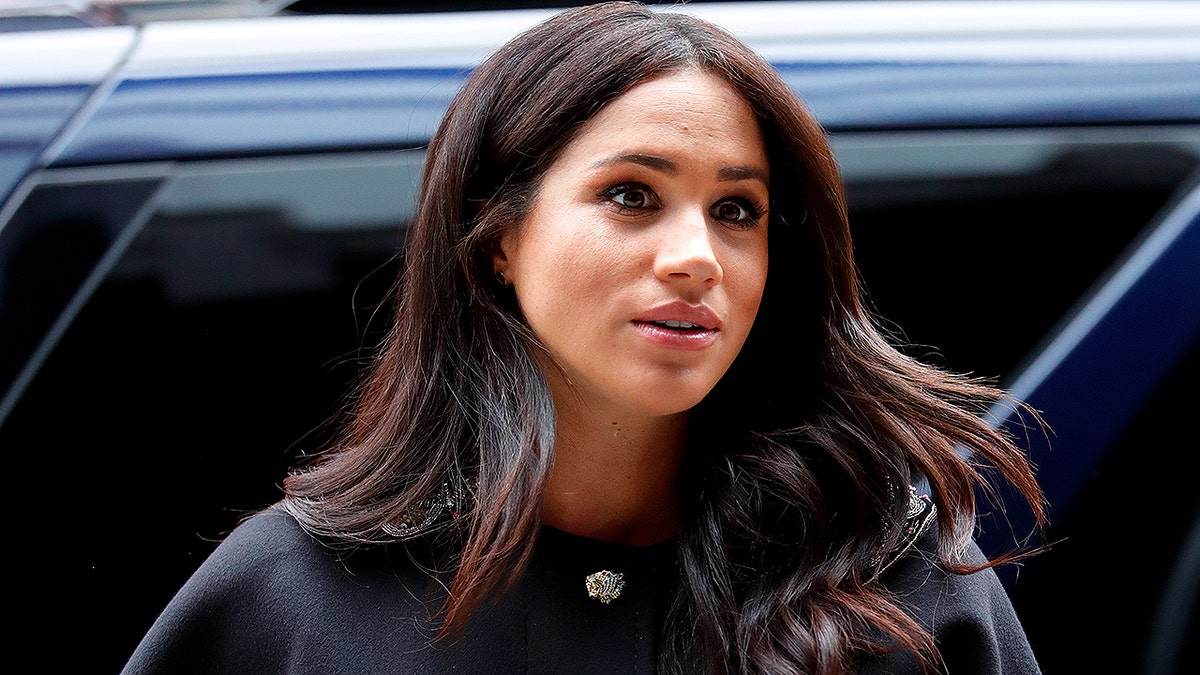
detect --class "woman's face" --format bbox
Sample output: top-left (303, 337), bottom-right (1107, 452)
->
top-left (496, 69), bottom-right (770, 419)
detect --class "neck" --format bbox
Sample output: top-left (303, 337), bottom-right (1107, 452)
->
top-left (542, 392), bottom-right (687, 547)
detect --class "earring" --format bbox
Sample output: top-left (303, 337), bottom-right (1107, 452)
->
top-left (495, 271), bottom-right (508, 287)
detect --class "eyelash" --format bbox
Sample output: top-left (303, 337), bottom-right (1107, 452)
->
top-left (601, 182), bottom-right (766, 228)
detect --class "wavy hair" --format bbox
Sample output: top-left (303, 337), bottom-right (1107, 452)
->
top-left (282, 3), bottom-right (1045, 673)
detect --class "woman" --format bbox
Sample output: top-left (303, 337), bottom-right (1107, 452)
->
top-left (123, 3), bottom-right (1044, 674)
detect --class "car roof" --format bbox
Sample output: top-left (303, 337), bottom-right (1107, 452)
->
top-left (10, 1), bottom-right (1200, 164)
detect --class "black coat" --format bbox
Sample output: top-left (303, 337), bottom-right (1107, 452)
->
top-left (122, 508), bottom-right (1040, 674)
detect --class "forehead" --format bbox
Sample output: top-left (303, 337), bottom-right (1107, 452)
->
top-left (557, 69), bottom-right (768, 172)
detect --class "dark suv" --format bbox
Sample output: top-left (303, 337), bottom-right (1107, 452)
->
top-left (1, 2), bottom-right (1197, 673)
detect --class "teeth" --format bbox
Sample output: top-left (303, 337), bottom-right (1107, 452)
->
top-left (655, 320), bottom-right (702, 329)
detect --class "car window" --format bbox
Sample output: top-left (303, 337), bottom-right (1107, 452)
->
top-left (835, 127), bottom-right (1199, 380)
top-left (0, 167), bottom-right (166, 411)
top-left (0, 150), bottom-right (422, 671)
top-left (1005, 178), bottom-right (1199, 673)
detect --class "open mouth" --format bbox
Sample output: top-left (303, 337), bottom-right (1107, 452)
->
top-left (648, 319), bottom-right (708, 331)
top-left (631, 302), bottom-right (722, 343)
top-left (631, 318), bottom-right (721, 350)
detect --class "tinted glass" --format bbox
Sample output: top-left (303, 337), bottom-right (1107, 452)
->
top-left (1, 150), bottom-right (421, 673)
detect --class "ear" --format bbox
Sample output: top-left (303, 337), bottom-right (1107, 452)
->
top-left (493, 230), bottom-right (516, 278)
top-left (491, 248), bottom-right (508, 279)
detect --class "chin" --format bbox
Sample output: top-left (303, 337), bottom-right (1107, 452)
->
top-left (634, 397), bottom-right (704, 418)
top-left (622, 374), bottom-right (721, 418)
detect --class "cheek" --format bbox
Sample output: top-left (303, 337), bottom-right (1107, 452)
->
top-left (511, 219), bottom-right (630, 334)
top-left (730, 242), bottom-right (770, 323)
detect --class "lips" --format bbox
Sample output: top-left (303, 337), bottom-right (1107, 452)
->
top-left (631, 301), bottom-right (721, 351)
top-left (632, 302), bottom-right (722, 331)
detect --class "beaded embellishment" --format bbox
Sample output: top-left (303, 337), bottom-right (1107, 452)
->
top-left (585, 570), bottom-right (626, 603)
top-left (868, 484), bottom-right (936, 580)
top-left (381, 478), bottom-right (473, 540)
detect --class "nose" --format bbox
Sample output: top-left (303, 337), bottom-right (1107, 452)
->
top-left (653, 207), bottom-right (722, 289)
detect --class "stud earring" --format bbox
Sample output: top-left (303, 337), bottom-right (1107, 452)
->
top-left (495, 271), bottom-right (508, 287)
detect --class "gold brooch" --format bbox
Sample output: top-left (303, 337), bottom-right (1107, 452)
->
top-left (585, 570), bottom-right (625, 603)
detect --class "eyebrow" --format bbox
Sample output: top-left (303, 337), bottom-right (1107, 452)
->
top-left (590, 153), bottom-right (768, 186)
top-left (591, 153), bottom-right (677, 174)
top-left (717, 165), bottom-right (769, 185)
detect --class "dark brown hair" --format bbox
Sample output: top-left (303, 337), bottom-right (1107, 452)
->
top-left (282, 3), bottom-right (1045, 673)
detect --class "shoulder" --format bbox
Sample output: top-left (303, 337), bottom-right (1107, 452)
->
top-left (188, 507), bottom-right (319, 575)
top-left (122, 509), bottom-right (443, 675)
top-left (196, 507), bottom-right (341, 588)
top-left (865, 520), bottom-right (1042, 675)
top-left (121, 510), bottom-right (330, 674)
top-left (160, 508), bottom-right (347, 618)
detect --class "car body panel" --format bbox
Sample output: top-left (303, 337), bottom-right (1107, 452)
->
top-left (27, 3), bottom-right (1200, 168)
top-left (0, 26), bottom-right (136, 200)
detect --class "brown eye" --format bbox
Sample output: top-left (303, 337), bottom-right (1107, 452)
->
top-left (715, 201), bottom-right (746, 221)
top-left (604, 181), bottom-right (662, 210)
top-left (610, 185), bottom-right (651, 209)
top-left (711, 198), bottom-right (760, 227)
